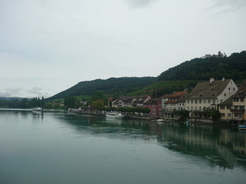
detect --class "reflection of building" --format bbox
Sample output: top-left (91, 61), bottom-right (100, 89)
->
top-left (154, 123), bottom-right (246, 169)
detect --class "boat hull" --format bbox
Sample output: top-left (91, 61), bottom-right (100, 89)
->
top-left (106, 112), bottom-right (124, 119)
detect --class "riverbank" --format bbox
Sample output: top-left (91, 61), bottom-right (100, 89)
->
top-left (68, 109), bottom-right (245, 128)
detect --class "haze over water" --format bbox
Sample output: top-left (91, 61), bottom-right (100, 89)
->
top-left (0, 109), bottom-right (246, 184)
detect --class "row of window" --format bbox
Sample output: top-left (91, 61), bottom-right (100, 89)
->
top-left (187, 106), bottom-right (203, 111)
top-left (233, 106), bottom-right (245, 110)
top-left (233, 98), bottom-right (244, 102)
top-left (220, 105), bottom-right (231, 110)
top-left (220, 113), bottom-right (231, 117)
top-left (220, 105), bottom-right (245, 110)
top-left (186, 99), bottom-right (216, 104)
top-left (221, 113), bottom-right (242, 118)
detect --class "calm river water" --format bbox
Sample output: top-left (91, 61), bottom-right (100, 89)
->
top-left (0, 109), bottom-right (246, 184)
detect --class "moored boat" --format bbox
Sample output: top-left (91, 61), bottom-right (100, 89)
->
top-left (33, 107), bottom-right (43, 111)
top-left (106, 112), bottom-right (124, 119)
top-left (156, 119), bottom-right (165, 124)
top-left (238, 125), bottom-right (246, 130)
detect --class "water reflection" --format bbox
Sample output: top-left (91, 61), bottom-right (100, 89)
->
top-left (0, 109), bottom-right (30, 119)
top-left (154, 122), bottom-right (246, 170)
top-left (32, 111), bottom-right (44, 120)
top-left (58, 113), bottom-right (246, 170)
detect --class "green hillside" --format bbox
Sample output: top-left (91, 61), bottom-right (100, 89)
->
top-left (48, 77), bottom-right (156, 100)
top-left (158, 51), bottom-right (246, 81)
top-left (128, 80), bottom-right (199, 96)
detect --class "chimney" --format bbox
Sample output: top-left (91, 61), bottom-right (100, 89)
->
top-left (210, 77), bottom-right (214, 84)
top-left (222, 77), bottom-right (225, 81)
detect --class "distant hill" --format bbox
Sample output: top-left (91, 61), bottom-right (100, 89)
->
top-left (47, 77), bottom-right (156, 100)
top-left (48, 51), bottom-right (246, 101)
top-left (158, 51), bottom-right (246, 81)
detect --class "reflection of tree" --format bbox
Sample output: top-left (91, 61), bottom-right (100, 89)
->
top-left (57, 114), bottom-right (154, 142)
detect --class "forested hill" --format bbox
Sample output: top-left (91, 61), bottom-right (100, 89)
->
top-left (158, 51), bottom-right (246, 81)
top-left (48, 77), bottom-right (156, 100)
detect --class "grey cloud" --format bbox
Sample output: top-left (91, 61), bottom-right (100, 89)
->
top-left (0, 87), bottom-right (49, 98)
top-left (213, 0), bottom-right (246, 7)
top-left (0, 88), bottom-right (22, 97)
top-left (125, 0), bottom-right (159, 8)
top-left (210, 0), bottom-right (246, 13)
top-left (26, 87), bottom-right (49, 98)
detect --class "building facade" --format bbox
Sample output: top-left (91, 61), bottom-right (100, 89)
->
top-left (219, 80), bottom-right (246, 122)
top-left (162, 91), bottom-right (187, 119)
top-left (144, 98), bottom-right (162, 117)
top-left (185, 78), bottom-right (238, 118)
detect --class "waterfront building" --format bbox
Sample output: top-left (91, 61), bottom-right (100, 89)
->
top-left (219, 80), bottom-right (246, 122)
top-left (185, 78), bottom-right (238, 119)
top-left (162, 91), bottom-right (187, 119)
top-left (112, 95), bottom-right (151, 108)
top-left (143, 98), bottom-right (162, 117)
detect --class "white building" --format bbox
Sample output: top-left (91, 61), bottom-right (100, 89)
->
top-left (185, 78), bottom-right (238, 118)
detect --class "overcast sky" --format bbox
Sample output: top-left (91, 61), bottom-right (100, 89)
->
top-left (0, 0), bottom-right (245, 98)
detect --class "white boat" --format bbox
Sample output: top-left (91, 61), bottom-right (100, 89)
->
top-left (156, 119), bottom-right (165, 124)
top-left (33, 107), bottom-right (43, 111)
top-left (106, 112), bottom-right (124, 119)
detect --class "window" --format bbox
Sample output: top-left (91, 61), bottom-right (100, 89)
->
top-left (195, 100), bottom-right (197, 104)
top-left (191, 107), bottom-right (193, 110)
top-left (228, 113), bottom-right (231, 117)
top-left (203, 99), bottom-right (206, 103)
top-left (227, 105), bottom-right (231, 109)
top-left (187, 100), bottom-right (189, 103)
top-left (195, 106), bottom-right (197, 110)
top-left (241, 98), bottom-right (244, 102)
top-left (224, 93), bottom-right (226, 96)
top-left (199, 100), bottom-right (202, 103)
top-left (187, 107), bottom-right (190, 110)
top-left (191, 100), bottom-right (193, 104)
top-left (213, 99), bottom-right (216, 104)
top-left (208, 99), bottom-right (211, 103)
top-left (234, 98), bottom-right (239, 102)
top-left (220, 106), bottom-right (225, 109)
top-left (199, 106), bottom-right (202, 110)
top-left (220, 113), bottom-right (225, 117)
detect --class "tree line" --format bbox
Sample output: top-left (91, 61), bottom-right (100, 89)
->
top-left (0, 97), bottom-right (45, 109)
top-left (158, 51), bottom-right (246, 81)
top-left (48, 77), bottom-right (156, 100)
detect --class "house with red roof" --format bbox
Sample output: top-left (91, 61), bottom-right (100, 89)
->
top-left (162, 91), bottom-right (188, 119)
top-left (143, 98), bottom-right (162, 117)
